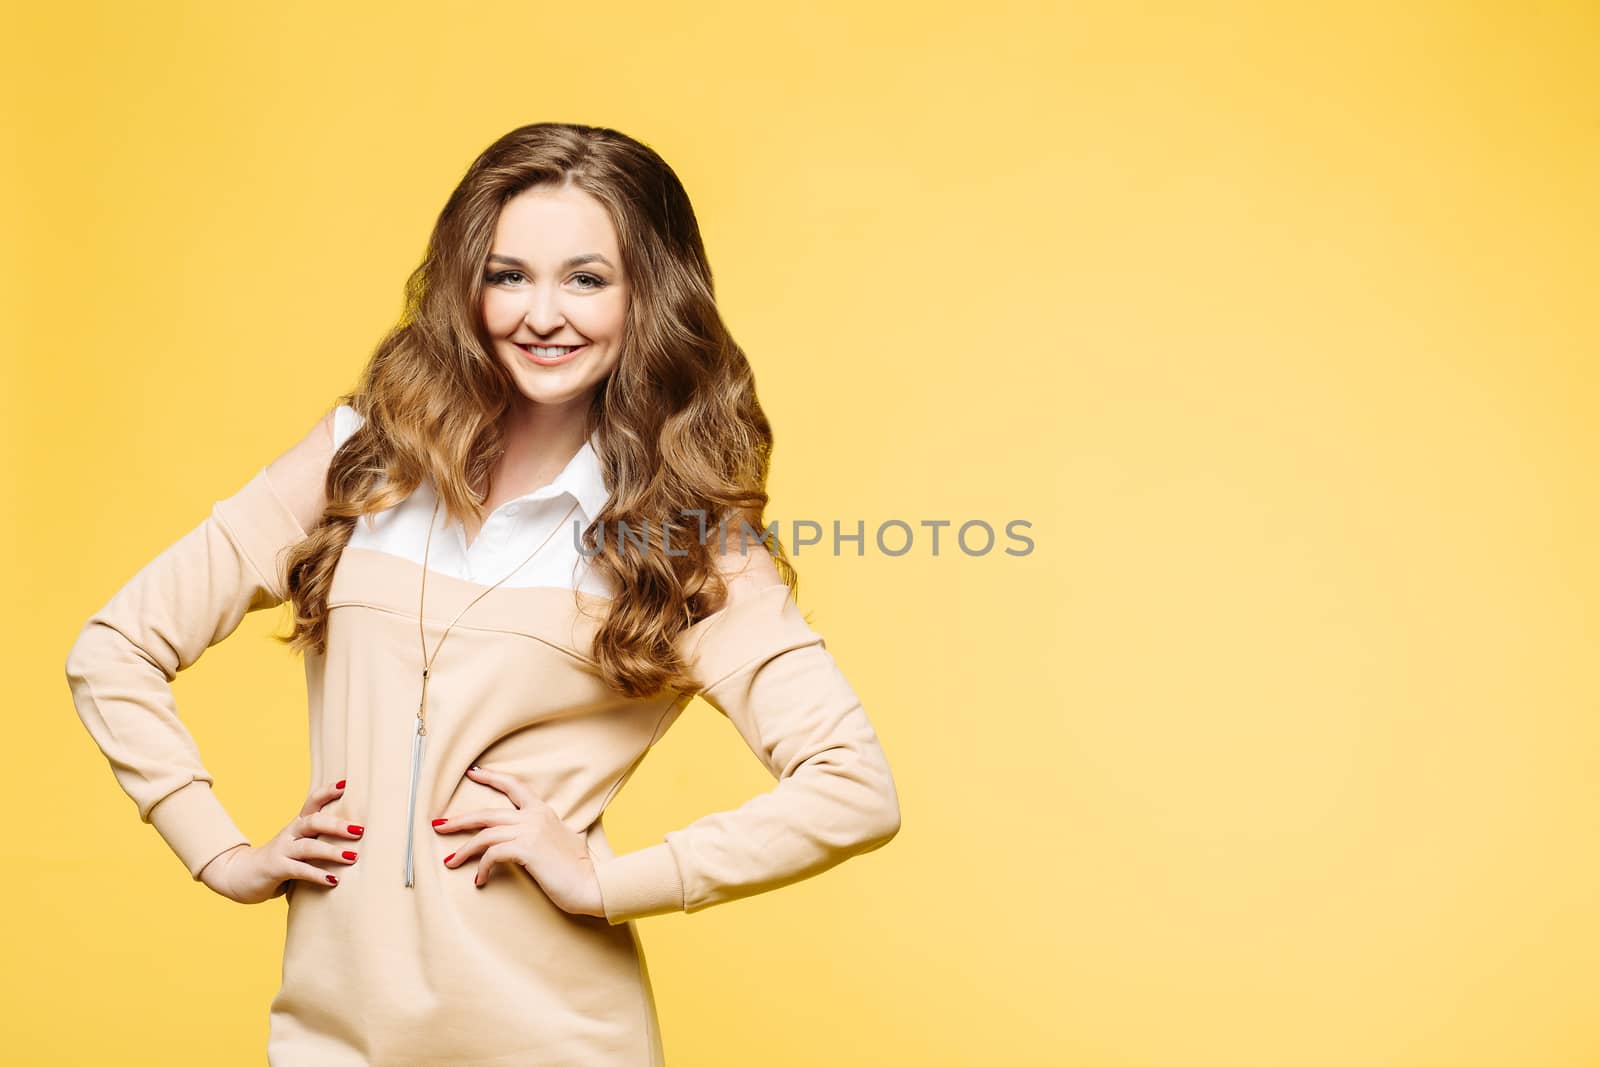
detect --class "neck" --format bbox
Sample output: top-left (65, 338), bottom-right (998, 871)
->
top-left (483, 398), bottom-right (591, 503)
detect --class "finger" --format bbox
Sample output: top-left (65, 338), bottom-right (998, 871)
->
top-left (298, 778), bottom-right (347, 818)
top-left (465, 765), bottom-right (532, 809)
top-left (443, 826), bottom-right (517, 871)
top-left (475, 842), bottom-right (515, 887)
top-left (295, 811), bottom-right (364, 842)
top-left (285, 859), bottom-right (343, 887)
top-left (287, 837), bottom-right (360, 866)
top-left (431, 808), bottom-right (517, 833)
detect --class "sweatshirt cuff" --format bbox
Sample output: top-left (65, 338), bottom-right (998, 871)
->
top-left (147, 780), bottom-right (252, 881)
top-left (593, 842), bottom-right (685, 925)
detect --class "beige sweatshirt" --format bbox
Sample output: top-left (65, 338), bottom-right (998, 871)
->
top-left (64, 444), bottom-right (901, 1066)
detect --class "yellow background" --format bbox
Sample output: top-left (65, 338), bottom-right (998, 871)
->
top-left (4, 2), bottom-right (1597, 1064)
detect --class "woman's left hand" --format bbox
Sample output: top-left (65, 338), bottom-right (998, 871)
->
top-left (434, 765), bottom-right (605, 919)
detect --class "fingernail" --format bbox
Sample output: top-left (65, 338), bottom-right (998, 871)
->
top-left (348, 825), bottom-right (364, 836)
top-left (342, 851), bottom-right (357, 861)
top-left (431, 818), bottom-right (448, 827)
top-left (326, 874), bottom-right (338, 885)
top-left (470, 764), bottom-right (480, 771)
top-left (335, 779), bottom-right (346, 790)
top-left (444, 852), bottom-right (455, 865)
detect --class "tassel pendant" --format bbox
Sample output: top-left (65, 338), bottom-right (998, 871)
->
top-left (403, 669), bottom-right (430, 887)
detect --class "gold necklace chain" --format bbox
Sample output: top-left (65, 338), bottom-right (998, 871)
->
top-left (401, 488), bottom-right (579, 887)
top-left (414, 492), bottom-right (581, 737)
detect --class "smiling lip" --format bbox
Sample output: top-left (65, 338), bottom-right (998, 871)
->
top-left (514, 342), bottom-right (587, 366)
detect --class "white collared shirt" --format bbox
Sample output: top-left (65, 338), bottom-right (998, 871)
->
top-left (333, 404), bottom-right (616, 596)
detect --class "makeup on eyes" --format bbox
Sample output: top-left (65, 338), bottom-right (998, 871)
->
top-left (485, 269), bottom-right (607, 289)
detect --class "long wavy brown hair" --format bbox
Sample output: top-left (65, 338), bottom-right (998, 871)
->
top-left (276, 122), bottom-right (796, 698)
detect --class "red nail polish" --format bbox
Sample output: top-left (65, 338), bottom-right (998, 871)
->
top-left (444, 852), bottom-right (455, 864)
top-left (431, 818), bottom-right (447, 827)
top-left (348, 825), bottom-right (364, 836)
top-left (342, 851), bottom-right (357, 861)
top-left (326, 874), bottom-right (338, 885)
top-left (335, 779), bottom-right (346, 790)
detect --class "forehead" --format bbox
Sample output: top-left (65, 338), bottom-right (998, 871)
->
top-left (491, 185), bottom-right (620, 260)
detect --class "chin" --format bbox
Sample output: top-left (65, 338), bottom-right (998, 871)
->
top-left (505, 376), bottom-right (597, 410)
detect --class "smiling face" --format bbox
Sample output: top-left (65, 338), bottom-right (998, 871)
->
top-left (480, 183), bottom-right (629, 418)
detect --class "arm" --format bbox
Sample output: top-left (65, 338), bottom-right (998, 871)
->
top-left (590, 545), bottom-right (903, 924)
top-left (63, 411), bottom-right (336, 881)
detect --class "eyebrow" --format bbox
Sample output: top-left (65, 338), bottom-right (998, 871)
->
top-left (487, 252), bottom-right (615, 270)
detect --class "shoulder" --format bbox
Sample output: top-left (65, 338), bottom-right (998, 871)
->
top-left (263, 408), bottom-right (338, 533)
top-left (701, 530), bottom-right (786, 614)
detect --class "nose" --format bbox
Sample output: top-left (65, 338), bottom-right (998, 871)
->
top-left (520, 284), bottom-right (566, 336)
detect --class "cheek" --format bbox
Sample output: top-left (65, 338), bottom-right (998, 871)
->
top-left (481, 292), bottom-right (518, 333)
top-left (592, 293), bottom-right (628, 340)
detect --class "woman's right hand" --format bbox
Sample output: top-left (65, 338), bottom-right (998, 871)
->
top-left (197, 779), bottom-right (364, 904)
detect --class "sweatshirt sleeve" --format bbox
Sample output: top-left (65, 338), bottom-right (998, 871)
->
top-left (590, 583), bottom-right (902, 924)
top-left (63, 467), bottom-right (310, 881)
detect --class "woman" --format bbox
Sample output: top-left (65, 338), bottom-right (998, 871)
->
top-left (64, 122), bottom-right (901, 1066)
